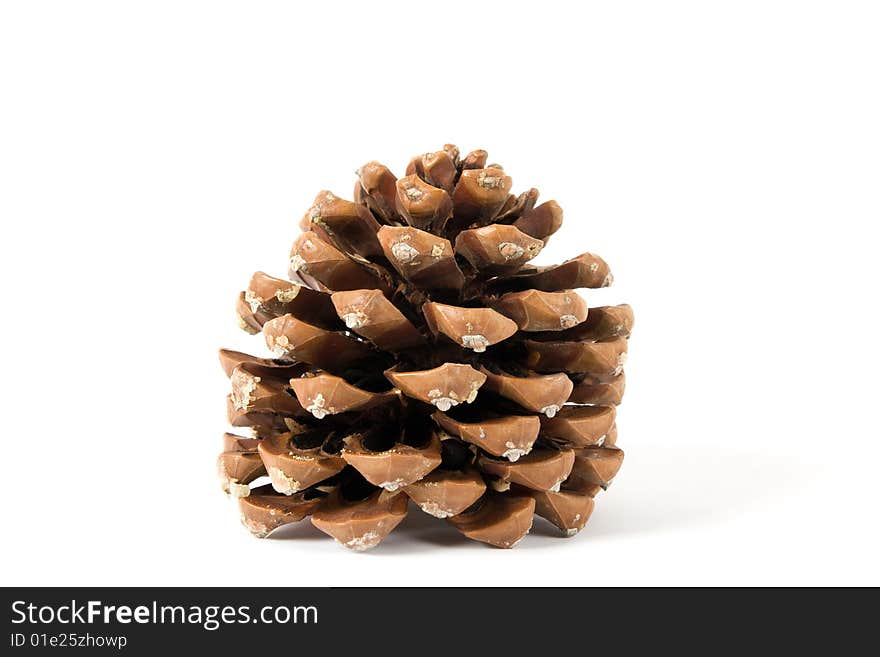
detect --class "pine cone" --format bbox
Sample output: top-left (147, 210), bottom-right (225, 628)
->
top-left (219, 145), bottom-right (633, 550)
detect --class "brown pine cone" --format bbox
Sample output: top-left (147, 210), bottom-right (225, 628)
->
top-left (218, 145), bottom-right (633, 550)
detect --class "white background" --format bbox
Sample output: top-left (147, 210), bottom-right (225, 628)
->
top-left (1, 1), bottom-right (878, 586)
